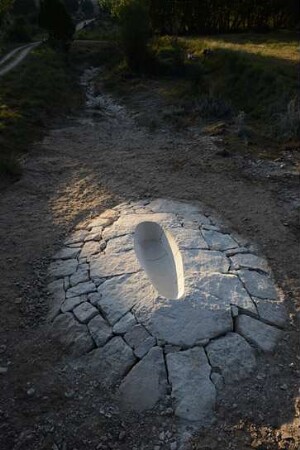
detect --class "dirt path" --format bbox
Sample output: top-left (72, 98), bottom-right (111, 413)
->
top-left (0, 67), bottom-right (299, 450)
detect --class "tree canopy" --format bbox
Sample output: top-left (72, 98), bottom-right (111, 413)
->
top-left (99, 0), bottom-right (299, 34)
top-left (39, 0), bottom-right (75, 48)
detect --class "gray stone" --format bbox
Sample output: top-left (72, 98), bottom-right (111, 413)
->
top-left (231, 305), bottom-right (239, 317)
top-left (47, 279), bottom-right (65, 320)
top-left (81, 336), bottom-right (136, 385)
top-left (202, 229), bottom-right (238, 251)
top-left (73, 302), bottom-right (99, 324)
top-left (87, 216), bottom-right (114, 230)
top-left (230, 254), bottom-right (269, 273)
top-left (53, 313), bottom-right (94, 356)
top-left (225, 247), bottom-right (250, 257)
top-left (167, 347), bottom-right (216, 423)
top-left (236, 314), bottom-right (282, 352)
top-left (97, 273), bottom-right (155, 325)
top-left (119, 347), bottom-right (168, 411)
top-left (135, 292), bottom-right (233, 347)
top-left (88, 291), bottom-right (101, 306)
top-left (63, 276), bottom-right (70, 291)
top-left (48, 259), bottom-right (78, 280)
top-left (53, 247), bottom-right (80, 261)
top-left (206, 333), bottom-right (257, 383)
top-left (89, 251), bottom-right (140, 279)
top-left (237, 269), bottom-right (277, 299)
top-left (124, 324), bottom-right (156, 358)
top-left (88, 314), bottom-right (112, 347)
top-left (105, 234), bottom-right (134, 254)
top-left (253, 298), bottom-right (288, 328)
top-left (80, 241), bottom-right (100, 259)
top-left (65, 230), bottom-right (89, 245)
top-left (113, 312), bottom-right (137, 334)
top-left (195, 273), bottom-right (256, 313)
top-left (183, 250), bottom-right (230, 276)
top-left (70, 269), bottom-right (90, 287)
top-left (84, 230), bottom-right (103, 242)
top-left (182, 212), bottom-right (211, 227)
top-left (61, 296), bottom-right (84, 313)
top-left (66, 281), bottom-right (96, 299)
top-left (171, 228), bottom-right (208, 250)
top-left (211, 372), bottom-right (224, 390)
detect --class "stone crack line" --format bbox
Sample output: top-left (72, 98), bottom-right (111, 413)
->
top-left (47, 198), bottom-right (288, 424)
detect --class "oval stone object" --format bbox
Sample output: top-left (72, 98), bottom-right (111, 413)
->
top-left (134, 221), bottom-right (184, 300)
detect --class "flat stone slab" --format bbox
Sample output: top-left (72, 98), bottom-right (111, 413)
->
top-left (48, 198), bottom-right (282, 423)
top-left (167, 347), bottom-right (216, 423)
top-left (134, 293), bottom-right (233, 346)
top-left (195, 273), bottom-right (256, 313)
top-left (53, 313), bottom-right (94, 356)
top-left (124, 324), bottom-right (156, 358)
top-left (237, 269), bottom-right (277, 299)
top-left (89, 251), bottom-right (140, 279)
top-left (97, 273), bottom-right (155, 325)
top-left (80, 337), bottom-right (136, 386)
top-left (87, 314), bottom-right (112, 347)
top-left (48, 259), bottom-right (78, 280)
top-left (202, 229), bottom-right (238, 251)
top-left (119, 347), bottom-right (168, 411)
top-left (230, 254), bottom-right (269, 273)
top-left (236, 314), bottom-right (282, 352)
top-left (206, 332), bottom-right (257, 383)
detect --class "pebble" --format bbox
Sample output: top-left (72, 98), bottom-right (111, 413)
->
top-left (26, 387), bottom-right (35, 396)
top-left (118, 431), bottom-right (126, 441)
top-left (0, 367), bottom-right (8, 374)
top-left (170, 443), bottom-right (177, 450)
top-left (280, 384), bottom-right (288, 390)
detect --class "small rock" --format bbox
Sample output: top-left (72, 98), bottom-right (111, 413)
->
top-left (0, 345), bottom-right (7, 354)
top-left (0, 367), bottom-right (8, 374)
top-left (170, 443), bottom-right (177, 450)
top-left (27, 388), bottom-right (35, 396)
top-left (118, 431), bottom-right (126, 441)
top-left (280, 384), bottom-right (288, 390)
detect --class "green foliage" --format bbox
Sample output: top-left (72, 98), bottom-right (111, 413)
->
top-left (39, 0), bottom-right (75, 50)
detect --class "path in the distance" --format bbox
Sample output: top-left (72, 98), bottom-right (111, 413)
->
top-left (0, 41), bottom-right (41, 77)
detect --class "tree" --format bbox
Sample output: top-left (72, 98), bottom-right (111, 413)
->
top-left (38, 0), bottom-right (75, 50)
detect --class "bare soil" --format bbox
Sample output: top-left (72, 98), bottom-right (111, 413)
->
top-left (0, 67), bottom-right (299, 450)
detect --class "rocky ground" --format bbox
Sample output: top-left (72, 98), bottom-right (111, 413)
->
top-left (0, 67), bottom-right (299, 450)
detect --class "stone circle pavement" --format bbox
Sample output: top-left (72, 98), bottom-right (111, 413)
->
top-left (47, 198), bottom-right (288, 425)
